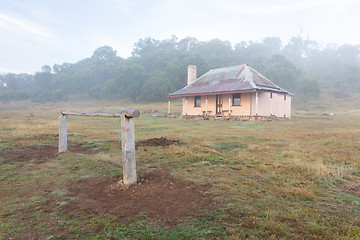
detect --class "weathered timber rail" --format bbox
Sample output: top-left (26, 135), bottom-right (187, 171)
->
top-left (59, 110), bottom-right (140, 185)
top-left (60, 110), bottom-right (140, 118)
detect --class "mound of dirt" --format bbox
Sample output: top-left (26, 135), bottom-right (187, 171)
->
top-left (0, 145), bottom-right (99, 164)
top-left (65, 167), bottom-right (213, 227)
top-left (136, 137), bottom-right (180, 148)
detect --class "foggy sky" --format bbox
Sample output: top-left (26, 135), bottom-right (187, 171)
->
top-left (1, 0), bottom-right (359, 74)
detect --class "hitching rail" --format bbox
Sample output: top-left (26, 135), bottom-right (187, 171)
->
top-left (59, 110), bottom-right (140, 185)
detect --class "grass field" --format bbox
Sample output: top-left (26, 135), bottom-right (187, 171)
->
top-left (0, 96), bottom-right (359, 239)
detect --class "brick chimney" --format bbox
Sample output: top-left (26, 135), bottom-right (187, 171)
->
top-left (187, 65), bottom-right (197, 85)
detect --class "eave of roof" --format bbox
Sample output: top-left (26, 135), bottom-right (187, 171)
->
top-left (168, 89), bottom-right (257, 98)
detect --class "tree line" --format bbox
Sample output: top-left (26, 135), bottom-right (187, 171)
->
top-left (1, 35), bottom-right (359, 102)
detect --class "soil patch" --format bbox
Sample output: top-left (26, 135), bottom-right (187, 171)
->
top-left (338, 173), bottom-right (360, 197)
top-left (65, 167), bottom-right (213, 227)
top-left (136, 137), bottom-right (180, 148)
top-left (0, 145), bottom-right (99, 164)
top-left (141, 109), bottom-right (159, 114)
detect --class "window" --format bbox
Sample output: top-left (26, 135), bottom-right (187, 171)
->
top-left (194, 96), bottom-right (201, 107)
top-left (232, 93), bottom-right (241, 106)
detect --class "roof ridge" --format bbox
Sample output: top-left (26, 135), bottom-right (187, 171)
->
top-left (209, 64), bottom-right (247, 72)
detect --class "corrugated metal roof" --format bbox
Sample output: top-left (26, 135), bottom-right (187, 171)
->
top-left (169, 64), bottom-right (291, 97)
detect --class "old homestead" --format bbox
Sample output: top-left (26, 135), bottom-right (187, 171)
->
top-left (168, 65), bottom-right (292, 118)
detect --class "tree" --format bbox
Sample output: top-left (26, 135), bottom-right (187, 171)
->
top-left (158, 35), bottom-right (178, 50)
top-left (282, 36), bottom-right (319, 71)
top-left (41, 65), bottom-right (52, 73)
top-left (262, 37), bottom-right (282, 53)
top-left (34, 71), bottom-right (53, 91)
top-left (297, 77), bottom-right (320, 98)
top-left (110, 63), bottom-right (147, 102)
top-left (177, 37), bottom-right (199, 51)
top-left (233, 38), bottom-right (282, 66)
top-left (342, 64), bottom-right (360, 92)
top-left (337, 44), bottom-right (360, 64)
top-left (2, 35), bottom-right (360, 102)
top-left (193, 39), bottom-right (232, 57)
top-left (140, 71), bottom-right (169, 101)
top-left (265, 54), bottom-right (302, 92)
top-left (53, 63), bottom-right (72, 73)
top-left (92, 46), bottom-right (117, 60)
top-left (131, 37), bottom-right (160, 57)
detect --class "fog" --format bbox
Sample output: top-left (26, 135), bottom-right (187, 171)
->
top-left (0, 0), bottom-right (359, 102)
top-left (1, 0), bottom-right (359, 73)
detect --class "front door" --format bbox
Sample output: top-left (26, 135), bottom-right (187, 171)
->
top-left (216, 95), bottom-right (222, 115)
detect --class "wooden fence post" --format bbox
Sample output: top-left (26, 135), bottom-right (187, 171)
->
top-left (59, 114), bottom-right (67, 153)
top-left (168, 97), bottom-right (171, 115)
top-left (120, 112), bottom-right (137, 185)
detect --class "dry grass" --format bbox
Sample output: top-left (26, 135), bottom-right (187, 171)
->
top-left (1, 98), bottom-right (360, 239)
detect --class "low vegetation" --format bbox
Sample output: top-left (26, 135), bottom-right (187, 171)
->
top-left (0, 96), bottom-right (359, 239)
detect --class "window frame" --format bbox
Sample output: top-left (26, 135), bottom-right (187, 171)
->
top-left (232, 93), bottom-right (241, 106)
top-left (194, 96), bottom-right (201, 107)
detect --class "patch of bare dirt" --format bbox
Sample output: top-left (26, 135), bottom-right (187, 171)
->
top-left (65, 167), bottom-right (214, 227)
top-left (0, 144), bottom-right (99, 164)
top-left (31, 133), bottom-right (59, 139)
top-left (136, 137), bottom-right (180, 148)
top-left (141, 109), bottom-right (159, 114)
top-left (338, 173), bottom-right (360, 197)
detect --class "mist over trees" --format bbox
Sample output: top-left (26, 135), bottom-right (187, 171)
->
top-left (1, 36), bottom-right (359, 102)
